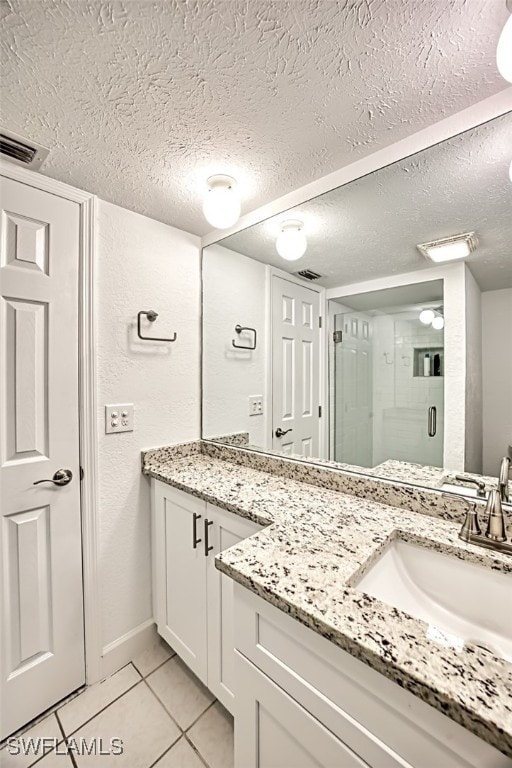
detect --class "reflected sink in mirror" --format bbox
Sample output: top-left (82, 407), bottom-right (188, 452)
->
top-left (355, 539), bottom-right (512, 663)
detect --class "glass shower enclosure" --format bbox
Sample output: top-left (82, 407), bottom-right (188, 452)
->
top-left (330, 285), bottom-right (444, 471)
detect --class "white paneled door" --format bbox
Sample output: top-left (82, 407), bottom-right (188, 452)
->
top-left (0, 176), bottom-right (85, 739)
top-left (272, 276), bottom-right (321, 458)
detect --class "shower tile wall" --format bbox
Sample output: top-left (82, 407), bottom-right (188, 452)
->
top-left (372, 314), bottom-right (444, 467)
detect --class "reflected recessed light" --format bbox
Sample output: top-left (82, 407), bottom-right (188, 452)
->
top-left (417, 232), bottom-right (478, 263)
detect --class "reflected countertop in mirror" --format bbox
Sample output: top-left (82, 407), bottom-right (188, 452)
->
top-left (201, 111), bottom-right (512, 498)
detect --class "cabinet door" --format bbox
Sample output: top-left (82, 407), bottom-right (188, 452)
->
top-left (206, 503), bottom-right (262, 712)
top-left (235, 652), bottom-right (367, 768)
top-left (153, 482), bottom-right (208, 683)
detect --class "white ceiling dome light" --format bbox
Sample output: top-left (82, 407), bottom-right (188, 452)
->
top-left (419, 309), bottom-right (435, 325)
top-left (276, 219), bottom-right (307, 261)
top-left (203, 174), bottom-right (241, 229)
top-left (497, 1), bottom-right (512, 83)
top-left (419, 308), bottom-right (444, 329)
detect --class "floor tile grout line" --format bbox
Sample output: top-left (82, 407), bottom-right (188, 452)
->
top-left (0, 687), bottom-right (85, 750)
top-left (182, 731), bottom-right (211, 768)
top-left (0, 661), bottom-right (139, 751)
top-left (146, 731), bottom-right (185, 768)
top-left (56, 709), bottom-right (78, 768)
top-left (143, 673), bottom-right (217, 736)
top-left (134, 649), bottom-right (177, 680)
top-left (25, 711), bottom-right (70, 768)
top-left (61, 673), bottom-right (143, 739)
top-left (141, 678), bottom-right (187, 736)
top-left (184, 699), bottom-right (218, 734)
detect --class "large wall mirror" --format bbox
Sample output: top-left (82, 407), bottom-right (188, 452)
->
top-left (202, 112), bottom-right (512, 496)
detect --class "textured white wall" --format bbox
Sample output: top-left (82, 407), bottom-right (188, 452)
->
top-left (202, 244), bottom-right (268, 446)
top-left (96, 200), bottom-right (200, 649)
top-left (481, 288), bottom-right (512, 475)
top-left (464, 268), bottom-right (483, 473)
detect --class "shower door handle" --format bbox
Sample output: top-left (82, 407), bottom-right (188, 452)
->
top-left (428, 406), bottom-right (437, 437)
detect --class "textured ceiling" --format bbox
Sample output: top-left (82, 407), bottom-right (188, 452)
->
top-left (332, 281), bottom-right (444, 313)
top-left (0, 0), bottom-right (509, 235)
top-left (218, 112), bottom-right (512, 291)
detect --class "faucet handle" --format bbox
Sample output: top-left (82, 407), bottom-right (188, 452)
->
top-left (485, 490), bottom-right (507, 542)
top-left (454, 474), bottom-right (487, 498)
top-left (458, 500), bottom-right (481, 542)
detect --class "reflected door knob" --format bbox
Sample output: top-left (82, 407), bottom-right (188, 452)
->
top-left (33, 469), bottom-right (73, 486)
top-left (275, 427), bottom-right (292, 438)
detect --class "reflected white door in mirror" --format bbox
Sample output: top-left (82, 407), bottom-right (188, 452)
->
top-left (271, 275), bottom-right (321, 458)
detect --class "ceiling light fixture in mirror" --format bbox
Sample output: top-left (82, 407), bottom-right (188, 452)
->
top-left (276, 219), bottom-right (307, 261)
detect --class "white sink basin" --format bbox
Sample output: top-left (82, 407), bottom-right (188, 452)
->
top-left (355, 539), bottom-right (512, 663)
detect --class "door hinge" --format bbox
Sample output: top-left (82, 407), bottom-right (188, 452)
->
top-left (319, 316), bottom-right (322, 328)
top-left (318, 405), bottom-right (322, 418)
top-left (79, 466), bottom-right (84, 481)
top-left (333, 330), bottom-right (343, 343)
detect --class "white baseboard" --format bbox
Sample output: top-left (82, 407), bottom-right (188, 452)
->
top-left (100, 619), bottom-right (157, 680)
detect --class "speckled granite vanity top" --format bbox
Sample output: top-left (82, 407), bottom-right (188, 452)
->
top-left (142, 442), bottom-right (512, 757)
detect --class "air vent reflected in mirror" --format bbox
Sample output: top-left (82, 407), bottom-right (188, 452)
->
top-left (0, 129), bottom-right (49, 170)
top-left (294, 269), bottom-right (322, 281)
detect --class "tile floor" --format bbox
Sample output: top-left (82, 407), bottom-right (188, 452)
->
top-left (0, 640), bottom-right (234, 768)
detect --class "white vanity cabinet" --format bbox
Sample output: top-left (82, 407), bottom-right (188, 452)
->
top-left (233, 585), bottom-right (510, 768)
top-left (150, 480), bottom-right (262, 712)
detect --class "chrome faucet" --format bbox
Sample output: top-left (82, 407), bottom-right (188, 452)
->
top-left (458, 490), bottom-right (512, 555)
top-left (454, 474), bottom-right (487, 498)
top-left (498, 456), bottom-right (511, 503)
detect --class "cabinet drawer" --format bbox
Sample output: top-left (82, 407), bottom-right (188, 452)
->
top-left (234, 585), bottom-right (508, 768)
top-left (235, 651), bottom-right (367, 768)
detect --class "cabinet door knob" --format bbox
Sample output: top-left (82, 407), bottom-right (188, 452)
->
top-left (192, 513), bottom-right (202, 549)
top-left (204, 519), bottom-right (214, 557)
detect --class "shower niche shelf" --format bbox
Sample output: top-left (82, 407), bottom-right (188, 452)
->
top-left (413, 347), bottom-right (443, 377)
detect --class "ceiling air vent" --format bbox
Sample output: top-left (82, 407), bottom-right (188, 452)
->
top-left (0, 129), bottom-right (49, 170)
top-left (294, 269), bottom-right (322, 281)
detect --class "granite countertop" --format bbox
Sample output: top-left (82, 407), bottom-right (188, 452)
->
top-left (143, 447), bottom-right (512, 758)
top-left (207, 437), bottom-right (512, 497)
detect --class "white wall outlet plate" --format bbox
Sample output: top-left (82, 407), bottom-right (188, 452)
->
top-left (248, 395), bottom-right (263, 416)
top-left (105, 404), bottom-right (134, 434)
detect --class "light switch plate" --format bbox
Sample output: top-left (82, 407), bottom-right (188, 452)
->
top-left (105, 404), bottom-right (134, 434)
top-left (248, 396), bottom-right (263, 416)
